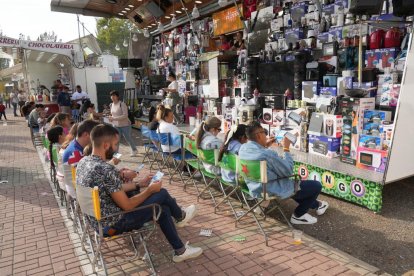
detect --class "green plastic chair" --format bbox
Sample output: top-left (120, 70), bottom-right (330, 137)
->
top-left (215, 153), bottom-right (243, 219)
top-left (183, 137), bottom-right (202, 194)
top-left (237, 158), bottom-right (300, 246)
top-left (197, 148), bottom-right (222, 205)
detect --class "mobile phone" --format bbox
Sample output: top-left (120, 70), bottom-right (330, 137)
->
top-left (136, 164), bottom-right (145, 173)
top-left (150, 171), bottom-right (164, 184)
top-left (113, 153), bottom-right (122, 159)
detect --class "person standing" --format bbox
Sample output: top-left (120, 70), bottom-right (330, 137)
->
top-left (57, 86), bottom-right (72, 115)
top-left (4, 92), bottom-right (10, 108)
top-left (10, 89), bottom-right (19, 117)
top-left (162, 72), bottom-right (182, 121)
top-left (18, 90), bottom-right (27, 117)
top-left (71, 85), bottom-right (89, 106)
top-left (109, 90), bottom-right (138, 156)
top-left (0, 101), bottom-right (7, 121)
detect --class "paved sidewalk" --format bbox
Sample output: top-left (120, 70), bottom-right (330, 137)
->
top-left (1, 114), bottom-right (387, 275)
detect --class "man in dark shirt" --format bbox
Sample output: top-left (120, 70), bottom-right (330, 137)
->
top-left (57, 86), bottom-right (72, 115)
top-left (76, 124), bottom-right (203, 262)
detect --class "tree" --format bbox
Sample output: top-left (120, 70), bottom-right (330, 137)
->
top-left (37, 31), bottom-right (58, 42)
top-left (96, 18), bottom-right (134, 58)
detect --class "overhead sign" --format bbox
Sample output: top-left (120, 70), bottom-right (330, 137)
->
top-left (212, 5), bottom-right (244, 37)
top-left (0, 36), bottom-right (81, 58)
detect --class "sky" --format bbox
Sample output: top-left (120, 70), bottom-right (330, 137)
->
top-left (0, 0), bottom-right (98, 42)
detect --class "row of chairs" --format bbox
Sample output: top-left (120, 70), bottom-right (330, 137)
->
top-left (35, 134), bottom-right (162, 275)
top-left (140, 126), bottom-right (301, 246)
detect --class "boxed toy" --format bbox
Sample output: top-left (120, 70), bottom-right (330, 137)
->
top-left (381, 121), bottom-right (394, 150)
top-left (302, 81), bottom-right (321, 103)
top-left (359, 134), bottom-right (382, 150)
top-left (320, 87), bottom-right (338, 97)
top-left (365, 48), bottom-right (399, 71)
top-left (363, 110), bottom-right (392, 125)
top-left (339, 97), bottom-right (376, 165)
top-left (309, 135), bottom-right (341, 158)
top-left (356, 147), bottom-right (388, 173)
top-left (323, 114), bottom-right (343, 138)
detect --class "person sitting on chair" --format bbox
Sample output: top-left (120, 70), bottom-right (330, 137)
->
top-left (158, 106), bottom-right (181, 154)
top-left (218, 124), bottom-right (248, 183)
top-left (238, 122), bottom-right (329, 225)
top-left (76, 124), bottom-right (203, 262)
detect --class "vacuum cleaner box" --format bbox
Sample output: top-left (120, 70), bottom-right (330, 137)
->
top-left (309, 135), bottom-right (341, 158)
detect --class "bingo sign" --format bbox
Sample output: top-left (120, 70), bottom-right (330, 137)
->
top-left (351, 180), bottom-right (366, 197)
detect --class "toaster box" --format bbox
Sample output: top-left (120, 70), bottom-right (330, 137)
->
top-left (302, 81), bottom-right (321, 103)
top-left (323, 114), bottom-right (343, 138)
top-left (365, 48), bottom-right (399, 71)
top-left (309, 135), bottom-right (341, 158)
top-left (363, 110), bottom-right (392, 126)
top-left (359, 134), bottom-right (382, 150)
top-left (356, 147), bottom-right (388, 173)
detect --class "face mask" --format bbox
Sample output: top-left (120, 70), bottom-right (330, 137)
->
top-left (105, 145), bottom-right (116, 160)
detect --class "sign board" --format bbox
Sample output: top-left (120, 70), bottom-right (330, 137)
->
top-left (0, 36), bottom-right (81, 58)
top-left (213, 5), bottom-right (244, 36)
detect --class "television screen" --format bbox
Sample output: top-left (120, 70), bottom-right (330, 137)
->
top-left (257, 62), bottom-right (295, 95)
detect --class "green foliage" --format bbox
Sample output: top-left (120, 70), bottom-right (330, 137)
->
top-left (96, 18), bottom-right (134, 58)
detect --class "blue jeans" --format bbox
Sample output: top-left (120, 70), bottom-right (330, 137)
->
top-left (293, 180), bottom-right (322, 217)
top-left (116, 125), bottom-right (137, 152)
top-left (109, 188), bottom-right (184, 250)
top-left (12, 103), bottom-right (18, 116)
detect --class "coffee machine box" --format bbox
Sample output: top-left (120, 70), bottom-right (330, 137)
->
top-left (365, 48), bottom-right (399, 71)
top-left (309, 135), bottom-right (341, 158)
top-left (302, 81), bottom-right (321, 103)
top-left (323, 114), bottom-right (343, 138)
top-left (339, 97), bottom-right (376, 165)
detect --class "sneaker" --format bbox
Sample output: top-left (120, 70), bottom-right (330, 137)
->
top-left (290, 213), bottom-right (317, 225)
top-left (176, 205), bottom-right (197, 228)
top-left (130, 151), bottom-right (138, 157)
top-left (172, 242), bottom-right (203, 263)
top-left (316, 200), bottom-right (329, 216)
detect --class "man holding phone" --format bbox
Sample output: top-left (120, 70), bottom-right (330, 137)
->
top-left (77, 124), bottom-right (202, 262)
top-left (238, 122), bottom-right (328, 225)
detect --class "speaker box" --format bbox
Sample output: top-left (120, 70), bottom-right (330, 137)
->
top-left (349, 0), bottom-right (384, 15)
top-left (393, 0), bottom-right (414, 16)
top-left (119, 58), bottom-right (129, 68)
top-left (119, 59), bottom-right (143, 68)
top-left (145, 1), bottom-right (165, 18)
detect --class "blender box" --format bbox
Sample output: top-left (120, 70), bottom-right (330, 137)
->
top-left (302, 81), bottom-right (321, 103)
top-left (365, 48), bottom-right (399, 71)
top-left (356, 147), bottom-right (388, 173)
top-left (359, 134), bottom-right (382, 150)
top-left (309, 135), bottom-right (341, 158)
top-left (323, 114), bottom-right (343, 138)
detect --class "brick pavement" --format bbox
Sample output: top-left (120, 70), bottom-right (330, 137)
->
top-left (0, 113), bottom-right (387, 275)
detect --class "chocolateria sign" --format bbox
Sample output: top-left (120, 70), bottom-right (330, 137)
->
top-left (0, 36), bottom-right (81, 57)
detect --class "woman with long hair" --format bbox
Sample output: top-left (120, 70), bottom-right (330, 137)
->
top-left (195, 116), bottom-right (223, 174)
top-left (50, 112), bottom-right (71, 135)
top-left (61, 123), bottom-right (78, 150)
top-left (218, 124), bottom-right (248, 182)
top-left (158, 106), bottom-right (181, 153)
top-left (148, 104), bottom-right (166, 131)
top-left (47, 126), bottom-right (66, 181)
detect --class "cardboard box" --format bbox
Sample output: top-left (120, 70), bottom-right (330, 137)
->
top-left (337, 77), bottom-right (353, 96)
top-left (339, 97), bottom-right (376, 164)
top-left (273, 127), bottom-right (302, 151)
top-left (285, 108), bottom-right (305, 128)
top-left (317, 32), bottom-right (330, 44)
top-left (356, 147), bottom-right (388, 173)
top-left (380, 84), bottom-right (400, 107)
top-left (262, 108), bottom-right (273, 124)
top-left (329, 26), bottom-right (343, 40)
top-left (352, 82), bottom-right (378, 97)
top-left (309, 135), bottom-right (341, 158)
top-left (285, 28), bottom-right (305, 45)
top-left (272, 110), bottom-right (285, 126)
top-left (323, 114), bottom-right (343, 138)
top-left (381, 121), bottom-right (394, 151)
top-left (308, 113), bottom-right (325, 136)
top-left (363, 110), bottom-right (392, 126)
top-left (320, 87), bottom-right (338, 97)
top-left (322, 3), bottom-right (335, 15)
top-left (302, 81), bottom-right (321, 103)
top-left (359, 134), bottom-right (382, 150)
top-left (270, 17), bottom-right (284, 32)
top-left (365, 48), bottom-right (399, 71)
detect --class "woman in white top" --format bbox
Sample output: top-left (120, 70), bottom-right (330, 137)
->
top-left (158, 107), bottom-right (181, 153)
top-left (162, 72), bottom-right (181, 119)
top-left (109, 90), bottom-right (138, 156)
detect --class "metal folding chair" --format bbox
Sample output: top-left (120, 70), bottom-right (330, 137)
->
top-left (76, 185), bottom-right (161, 275)
top-left (237, 158), bottom-right (300, 246)
top-left (140, 126), bottom-right (157, 165)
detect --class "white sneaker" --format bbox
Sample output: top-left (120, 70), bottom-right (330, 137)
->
top-left (176, 205), bottom-right (197, 228)
top-left (172, 242), bottom-right (203, 263)
top-left (290, 213), bottom-right (317, 225)
top-left (316, 200), bottom-right (329, 216)
top-left (130, 151), bottom-right (138, 157)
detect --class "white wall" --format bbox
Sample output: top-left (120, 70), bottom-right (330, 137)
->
top-left (26, 61), bottom-right (59, 92)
